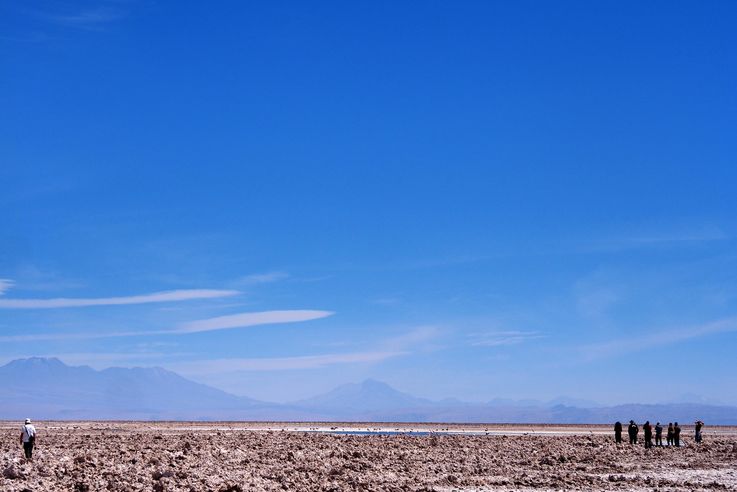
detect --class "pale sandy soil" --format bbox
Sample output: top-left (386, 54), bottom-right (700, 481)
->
top-left (1, 422), bottom-right (736, 491)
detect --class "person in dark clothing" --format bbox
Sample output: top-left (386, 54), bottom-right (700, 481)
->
top-left (695, 420), bottom-right (704, 443)
top-left (628, 420), bottom-right (639, 444)
top-left (614, 421), bottom-right (623, 443)
top-left (674, 422), bottom-right (681, 447)
top-left (643, 421), bottom-right (653, 449)
top-left (667, 423), bottom-right (674, 446)
top-left (655, 422), bottom-right (663, 447)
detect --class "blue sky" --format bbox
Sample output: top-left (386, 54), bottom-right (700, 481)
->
top-left (1, 0), bottom-right (736, 405)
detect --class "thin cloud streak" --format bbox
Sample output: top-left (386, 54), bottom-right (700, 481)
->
top-left (177, 310), bottom-right (334, 333)
top-left (382, 325), bottom-right (442, 351)
top-left (50, 9), bottom-right (121, 25)
top-left (169, 326), bottom-right (437, 376)
top-left (0, 279), bottom-right (14, 296)
top-left (585, 225), bottom-right (728, 253)
top-left (0, 332), bottom-right (135, 343)
top-left (0, 289), bottom-right (240, 309)
top-left (169, 351), bottom-right (406, 374)
top-left (233, 272), bottom-right (289, 286)
top-left (30, 5), bottom-right (129, 30)
top-left (580, 317), bottom-right (737, 361)
top-left (468, 330), bottom-right (544, 347)
top-left (0, 310), bottom-right (333, 342)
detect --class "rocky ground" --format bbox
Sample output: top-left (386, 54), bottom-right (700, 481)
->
top-left (1, 422), bottom-right (736, 491)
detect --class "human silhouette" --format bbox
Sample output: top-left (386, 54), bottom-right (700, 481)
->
top-left (643, 421), bottom-right (652, 449)
top-left (655, 422), bottom-right (663, 447)
top-left (695, 420), bottom-right (704, 443)
top-left (674, 422), bottom-right (681, 447)
top-left (628, 420), bottom-right (639, 444)
top-left (667, 423), bottom-right (674, 446)
top-left (614, 421), bottom-right (623, 443)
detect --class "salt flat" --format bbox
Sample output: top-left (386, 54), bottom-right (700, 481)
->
top-left (2, 421), bottom-right (736, 491)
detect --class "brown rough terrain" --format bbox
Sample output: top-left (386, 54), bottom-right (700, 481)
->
top-left (1, 422), bottom-right (735, 491)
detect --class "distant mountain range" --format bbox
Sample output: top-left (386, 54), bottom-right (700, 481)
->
top-left (2, 358), bottom-right (735, 424)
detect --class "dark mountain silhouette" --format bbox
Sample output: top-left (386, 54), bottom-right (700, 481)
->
top-left (2, 358), bottom-right (736, 423)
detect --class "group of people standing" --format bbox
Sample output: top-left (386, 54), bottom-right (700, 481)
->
top-left (614, 420), bottom-right (704, 448)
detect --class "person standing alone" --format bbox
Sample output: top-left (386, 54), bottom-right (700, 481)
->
top-left (20, 418), bottom-right (36, 461)
top-left (695, 420), bottom-right (704, 443)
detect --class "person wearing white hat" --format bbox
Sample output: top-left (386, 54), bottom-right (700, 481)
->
top-left (20, 418), bottom-right (36, 461)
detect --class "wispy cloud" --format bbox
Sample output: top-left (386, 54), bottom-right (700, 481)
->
top-left (233, 272), bottom-right (289, 286)
top-left (0, 32), bottom-right (50, 43)
top-left (382, 326), bottom-right (442, 351)
top-left (169, 351), bottom-right (406, 374)
top-left (166, 326), bottom-right (434, 375)
top-left (402, 254), bottom-right (492, 270)
top-left (370, 297), bottom-right (402, 306)
top-left (30, 3), bottom-right (129, 30)
top-left (3, 328), bottom-right (421, 377)
top-left (0, 289), bottom-right (240, 309)
top-left (1, 325), bottom-right (430, 379)
top-left (574, 272), bottom-right (621, 319)
top-left (0, 279), bottom-right (14, 296)
top-left (7, 265), bottom-right (85, 292)
top-left (0, 310), bottom-right (333, 342)
top-left (51, 8), bottom-right (121, 25)
top-left (579, 317), bottom-right (737, 361)
top-left (586, 225), bottom-right (728, 253)
top-left (620, 227), bottom-right (728, 245)
top-left (576, 289), bottom-right (619, 318)
top-left (468, 330), bottom-right (544, 347)
top-left (0, 332), bottom-right (129, 343)
top-left (176, 310), bottom-right (334, 333)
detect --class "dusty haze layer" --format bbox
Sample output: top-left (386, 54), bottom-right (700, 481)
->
top-left (2, 422), bottom-right (736, 491)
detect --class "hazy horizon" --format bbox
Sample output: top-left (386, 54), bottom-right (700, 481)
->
top-left (1, 356), bottom-right (734, 409)
top-left (2, 1), bottom-right (736, 408)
